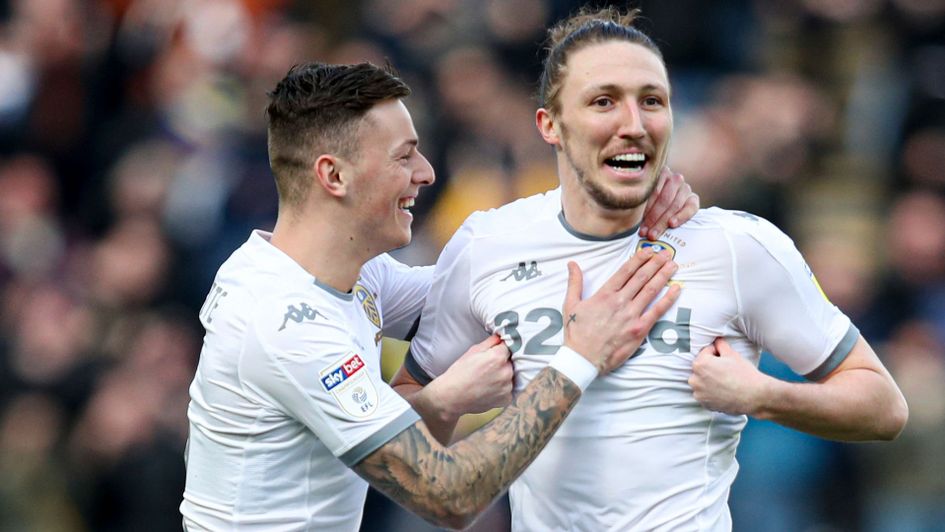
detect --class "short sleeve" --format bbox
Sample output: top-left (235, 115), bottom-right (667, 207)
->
top-left (239, 304), bottom-right (419, 466)
top-left (361, 254), bottom-right (433, 340)
top-left (729, 218), bottom-right (858, 380)
top-left (405, 217), bottom-right (491, 384)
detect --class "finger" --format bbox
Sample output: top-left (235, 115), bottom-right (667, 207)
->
top-left (652, 181), bottom-right (691, 237)
top-left (713, 338), bottom-right (738, 358)
top-left (638, 279), bottom-right (681, 325)
top-left (645, 184), bottom-right (686, 240)
top-left (649, 165), bottom-right (671, 200)
top-left (617, 249), bottom-right (672, 298)
top-left (668, 191), bottom-right (700, 230)
top-left (697, 341), bottom-right (720, 359)
top-left (656, 165), bottom-right (672, 193)
top-left (563, 261), bottom-right (584, 313)
top-left (640, 170), bottom-right (679, 237)
top-left (599, 246), bottom-right (657, 293)
top-left (471, 334), bottom-right (503, 352)
top-left (487, 342), bottom-right (511, 359)
top-left (497, 358), bottom-right (515, 380)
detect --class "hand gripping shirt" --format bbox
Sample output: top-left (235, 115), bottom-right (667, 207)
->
top-left (181, 231), bottom-right (429, 531)
top-left (406, 189), bottom-right (858, 532)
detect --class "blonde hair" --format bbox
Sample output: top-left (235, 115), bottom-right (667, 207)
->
top-left (538, 6), bottom-right (663, 114)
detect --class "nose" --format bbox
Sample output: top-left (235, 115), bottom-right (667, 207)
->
top-left (414, 151), bottom-right (435, 186)
top-left (617, 103), bottom-right (646, 139)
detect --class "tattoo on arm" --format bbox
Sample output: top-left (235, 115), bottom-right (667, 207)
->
top-left (353, 367), bottom-right (580, 528)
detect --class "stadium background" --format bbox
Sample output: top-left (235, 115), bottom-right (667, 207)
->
top-left (0, 0), bottom-right (942, 530)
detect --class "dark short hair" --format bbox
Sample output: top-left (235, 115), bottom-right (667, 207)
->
top-left (266, 62), bottom-right (410, 206)
top-left (538, 6), bottom-right (663, 114)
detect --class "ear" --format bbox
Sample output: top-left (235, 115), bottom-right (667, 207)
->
top-left (536, 107), bottom-right (561, 147)
top-left (313, 154), bottom-right (347, 198)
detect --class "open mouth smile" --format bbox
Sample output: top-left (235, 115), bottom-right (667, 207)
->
top-left (398, 197), bottom-right (415, 211)
top-left (604, 152), bottom-right (647, 174)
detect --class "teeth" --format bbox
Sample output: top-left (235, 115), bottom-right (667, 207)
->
top-left (399, 198), bottom-right (415, 209)
top-left (606, 152), bottom-right (646, 173)
top-left (610, 153), bottom-right (645, 162)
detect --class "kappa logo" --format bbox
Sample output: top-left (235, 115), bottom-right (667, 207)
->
top-left (279, 302), bottom-right (324, 331)
top-left (501, 261), bottom-right (542, 282)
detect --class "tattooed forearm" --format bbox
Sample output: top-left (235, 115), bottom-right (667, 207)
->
top-left (353, 367), bottom-right (580, 529)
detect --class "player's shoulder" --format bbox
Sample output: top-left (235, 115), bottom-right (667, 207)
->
top-left (680, 207), bottom-right (804, 268)
top-left (665, 208), bottom-right (796, 261)
top-left (681, 207), bottom-right (785, 238)
top-left (461, 188), bottom-right (561, 239)
top-left (358, 253), bottom-right (394, 287)
top-left (218, 234), bottom-right (302, 299)
top-left (217, 232), bottom-right (345, 325)
top-left (249, 282), bottom-right (353, 356)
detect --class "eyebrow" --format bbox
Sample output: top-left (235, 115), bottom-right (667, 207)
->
top-left (584, 82), bottom-right (670, 96)
top-left (390, 138), bottom-right (418, 155)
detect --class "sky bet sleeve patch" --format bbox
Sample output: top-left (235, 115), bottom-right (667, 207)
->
top-left (319, 352), bottom-right (379, 418)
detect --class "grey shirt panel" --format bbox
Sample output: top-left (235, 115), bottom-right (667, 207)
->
top-left (340, 409), bottom-right (421, 466)
top-left (803, 323), bottom-right (860, 381)
top-left (402, 347), bottom-right (435, 385)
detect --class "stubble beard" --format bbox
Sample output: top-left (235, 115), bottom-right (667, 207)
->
top-left (561, 139), bottom-right (659, 211)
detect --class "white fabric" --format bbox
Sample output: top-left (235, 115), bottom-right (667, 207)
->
top-left (410, 189), bottom-right (856, 532)
top-left (181, 230), bottom-right (426, 531)
top-left (549, 345), bottom-right (599, 391)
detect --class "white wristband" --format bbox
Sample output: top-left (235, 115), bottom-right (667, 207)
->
top-left (549, 346), bottom-right (598, 392)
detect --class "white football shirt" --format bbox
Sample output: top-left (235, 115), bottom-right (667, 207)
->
top-left (181, 230), bottom-right (429, 531)
top-left (407, 189), bottom-right (857, 532)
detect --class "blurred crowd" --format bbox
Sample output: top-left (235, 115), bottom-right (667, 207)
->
top-left (0, 0), bottom-right (942, 531)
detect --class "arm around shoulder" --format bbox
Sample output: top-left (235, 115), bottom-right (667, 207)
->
top-left (361, 249), bottom-right (682, 529)
top-left (389, 343), bottom-right (512, 446)
top-left (356, 365), bottom-right (579, 530)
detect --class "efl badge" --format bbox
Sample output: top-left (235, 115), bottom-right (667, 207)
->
top-left (637, 239), bottom-right (676, 259)
top-left (319, 353), bottom-right (378, 417)
top-left (353, 285), bottom-right (381, 329)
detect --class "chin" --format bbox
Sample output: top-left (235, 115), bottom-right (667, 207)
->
top-left (394, 231), bottom-right (412, 249)
top-left (586, 183), bottom-right (652, 210)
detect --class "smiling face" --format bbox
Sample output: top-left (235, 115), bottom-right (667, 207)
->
top-left (347, 99), bottom-right (434, 252)
top-left (538, 40), bottom-right (672, 213)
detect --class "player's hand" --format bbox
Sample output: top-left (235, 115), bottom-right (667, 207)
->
top-left (689, 338), bottom-right (770, 416)
top-left (562, 248), bottom-right (680, 374)
top-left (639, 167), bottom-right (699, 240)
top-left (431, 335), bottom-right (513, 416)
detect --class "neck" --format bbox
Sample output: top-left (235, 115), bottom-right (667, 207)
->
top-left (560, 176), bottom-right (645, 238)
top-left (270, 207), bottom-right (374, 293)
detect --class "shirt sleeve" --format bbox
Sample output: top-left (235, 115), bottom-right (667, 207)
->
top-left (361, 254), bottom-right (434, 340)
top-left (728, 217), bottom-right (859, 380)
top-left (404, 216), bottom-right (491, 384)
top-left (239, 301), bottom-right (419, 466)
